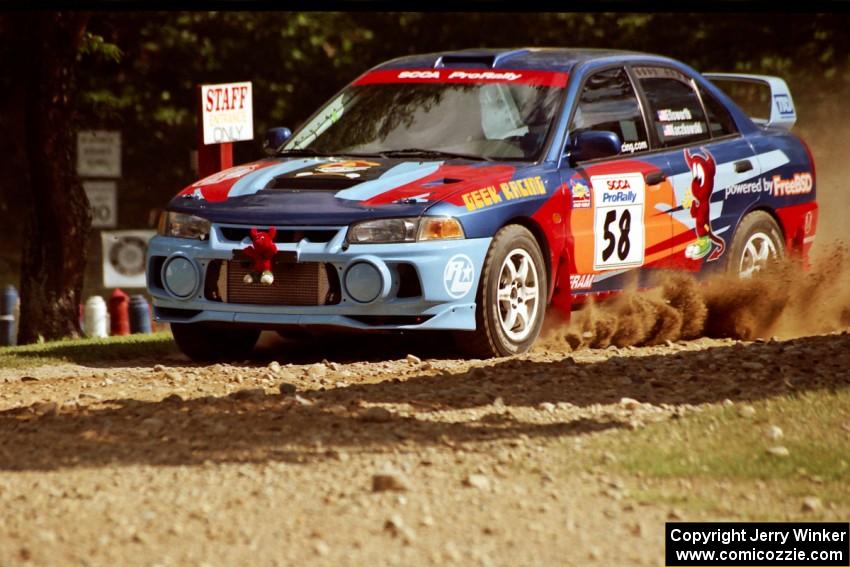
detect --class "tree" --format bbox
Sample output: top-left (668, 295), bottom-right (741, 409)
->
top-left (12, 12), bottom-right (91, 343)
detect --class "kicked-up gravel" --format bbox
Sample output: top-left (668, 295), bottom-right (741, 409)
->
top-left (0, 330), bottom-right (848, 566)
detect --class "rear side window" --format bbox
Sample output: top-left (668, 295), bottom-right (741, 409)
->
top-left (699, 86), bottom-right (738, 137)
top-left (634, 66), bottom-right (711, 148)
top-left (570, 67), bottom-right (649, 155)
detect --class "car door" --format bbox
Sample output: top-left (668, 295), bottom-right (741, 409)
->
top-left (560, 66), bottom-right (674, 296)
top-left (631, 65), bottom-right (759, 274)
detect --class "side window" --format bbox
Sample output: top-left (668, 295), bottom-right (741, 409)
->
top-left (699, 86), bottom-right (738, 137)
top-left (634, 66), bottom-right (711, 148)
top-left (570, 67), bottom-right (649, 155)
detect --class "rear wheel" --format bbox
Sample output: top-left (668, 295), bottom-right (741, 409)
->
top-left (455, 225), bottom-right (547, 358)
top-left (170, 323), bottom-right (260, 362)
top-left (728, 211), bottom-right (785, 278)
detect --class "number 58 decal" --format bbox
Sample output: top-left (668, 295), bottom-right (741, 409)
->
top-left (590, 173), bottom-right (645, 271)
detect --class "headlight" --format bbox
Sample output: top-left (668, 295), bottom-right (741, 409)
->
top-left (157, 212), bottom-right (211, 240)
top-left (347, 217), bottom-right (465, 244)
top-left (347, 218), bottom-right (418, 244)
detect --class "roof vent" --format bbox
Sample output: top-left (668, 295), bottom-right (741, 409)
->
top-left (435, 55), bottom-right (496, 69)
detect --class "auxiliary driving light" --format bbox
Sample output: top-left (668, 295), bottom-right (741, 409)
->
top-left (344, 261), bottom-right (384, 303)
top-left (162, 256), bottom-right (199, 299)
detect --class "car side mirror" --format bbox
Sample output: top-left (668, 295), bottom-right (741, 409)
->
top-left (263, 127), bottom-right (292, 155)
top-left (566, 130), bottom-right (622, 164)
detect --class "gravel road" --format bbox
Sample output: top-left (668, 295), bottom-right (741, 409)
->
top-left (1, 329), bottom-right (848, 566)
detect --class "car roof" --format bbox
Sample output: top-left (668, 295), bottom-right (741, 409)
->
top-left (371, 47), bottom-right (679, 74)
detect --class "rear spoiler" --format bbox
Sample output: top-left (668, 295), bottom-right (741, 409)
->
top-left (703, 73), bottom-right (797, 131)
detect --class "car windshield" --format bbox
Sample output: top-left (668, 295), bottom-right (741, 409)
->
top-left (283, 75), bottom-right (566, 161)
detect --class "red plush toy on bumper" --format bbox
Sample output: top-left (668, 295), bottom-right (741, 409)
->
top-left (242, 227), bottom-right (278, 285)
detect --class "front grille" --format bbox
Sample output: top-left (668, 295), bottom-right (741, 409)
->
top-left (219, 227), bottom-right (339, 244)
top-left (205, 259), bottom-right (341, 306)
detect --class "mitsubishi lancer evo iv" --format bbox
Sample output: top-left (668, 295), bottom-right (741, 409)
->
top-left (147, 48), bottom-right (817, 361)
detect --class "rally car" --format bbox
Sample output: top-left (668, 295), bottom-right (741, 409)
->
top-left (147, 48), bottom-right (818, 361)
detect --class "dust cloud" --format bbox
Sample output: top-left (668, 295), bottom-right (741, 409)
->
top-left (543, 246), bottom-right (850, 351)
top-left (797, 106), bottom-right (850, 247)
top-left (542, 109), bottom-right (850, 351)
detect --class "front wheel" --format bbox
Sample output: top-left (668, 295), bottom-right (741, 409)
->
top-left (728, 211), bottom-right (785, 278)
top-left (455, 224), bottom-right (547, 358)
top-left (171, 323), bottom-right (260, 362)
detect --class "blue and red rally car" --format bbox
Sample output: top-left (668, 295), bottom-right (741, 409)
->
top-left (147, 48), bottom-right (817, 361)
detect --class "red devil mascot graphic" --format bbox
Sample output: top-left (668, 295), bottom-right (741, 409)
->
top-left (683, 148), bottom-right (725, 262)
top-left (242, 227), bottom-right (278, 285)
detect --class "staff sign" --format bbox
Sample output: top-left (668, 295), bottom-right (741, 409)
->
top-left (201, 81), bottom-right (254, 145)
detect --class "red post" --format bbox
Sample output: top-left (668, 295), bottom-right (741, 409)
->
top-left (196, 85), bottom-right (233, 178)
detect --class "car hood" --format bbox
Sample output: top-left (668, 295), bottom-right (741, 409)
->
top-left (167, 156), bottom-right (521, 226)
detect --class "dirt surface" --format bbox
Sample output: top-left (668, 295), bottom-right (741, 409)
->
top-left (1, 329), bottom-right (849, 566)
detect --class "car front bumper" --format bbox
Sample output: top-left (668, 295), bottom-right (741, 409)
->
top-left (146, 223), bottom-right (491, 331)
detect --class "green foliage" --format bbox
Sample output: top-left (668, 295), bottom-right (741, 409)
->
top-left (79, 31), bottom-right (122, 63)
top-left (603, 389), bottom-right (850, 483)
top-left (58, 12), bottom-right (850, 234)
top-left (0, 332), bottom-right (177, 369)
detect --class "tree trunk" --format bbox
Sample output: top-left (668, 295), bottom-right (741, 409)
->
top-left (17, 12), bottom-right (91, 344)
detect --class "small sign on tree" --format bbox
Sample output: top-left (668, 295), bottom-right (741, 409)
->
top-left (77, 130), bottom-right (121, 177)
top-left (82, 180), bottom-right (117, 228)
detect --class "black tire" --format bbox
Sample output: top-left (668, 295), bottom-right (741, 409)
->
top-left (727, 211), bottom-right (785, 277)
top-left (170, 323), bottom-right (260, 362)
top-left (454, 224), bottom-right (548, 358)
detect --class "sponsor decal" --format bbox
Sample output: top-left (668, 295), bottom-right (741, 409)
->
top-left (724, 178), bottom-right (768, 199)
top-left (461, 176), bottom-right (546, 211)
top-left (570, 274), bottom-right (594, 290)
top-left (192, 164), bottom-right (261, 187)
top-left (620, 140), bottom-right (648, 154)
top-left (443, 254), bottom-right (475, 298)
top-left (663, 122), bottom-right (705, 137)
top-left (397, 70), bottom-right (440, 79)
top-left (606, 178), bottom-right (632, 190)
top-left (462, 186), bottom-right (503, 211)
top-left (295, 160), bottom-right (380, 179)
top-left (502, 176), bottom-right (546, 200)
top-left (601, 177), bottom-right (638, 205)
top-left (354, 69), bottom-right (569, 87)
top-left (771, 172), bottom-right (813, 196)
top-left (570, 180), bottom-right (591, 209)
top-left (774, 94), bottom-right (795, 117)
top-left (446, 70), bottom-right (522, 81)
top-left (682, 148), bottom-right (725, 262)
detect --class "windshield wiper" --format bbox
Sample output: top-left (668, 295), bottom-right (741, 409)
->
top-left (377, 148), bottom-right (492, 161)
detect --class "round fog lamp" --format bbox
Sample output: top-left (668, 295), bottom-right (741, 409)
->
top-left (345, 262), bottom-right (383, 303)
top-left (162, 256), bottom-right (198, 299)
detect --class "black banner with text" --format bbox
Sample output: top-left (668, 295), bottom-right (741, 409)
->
top-left (666, 522), bottom-right (849, 566)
